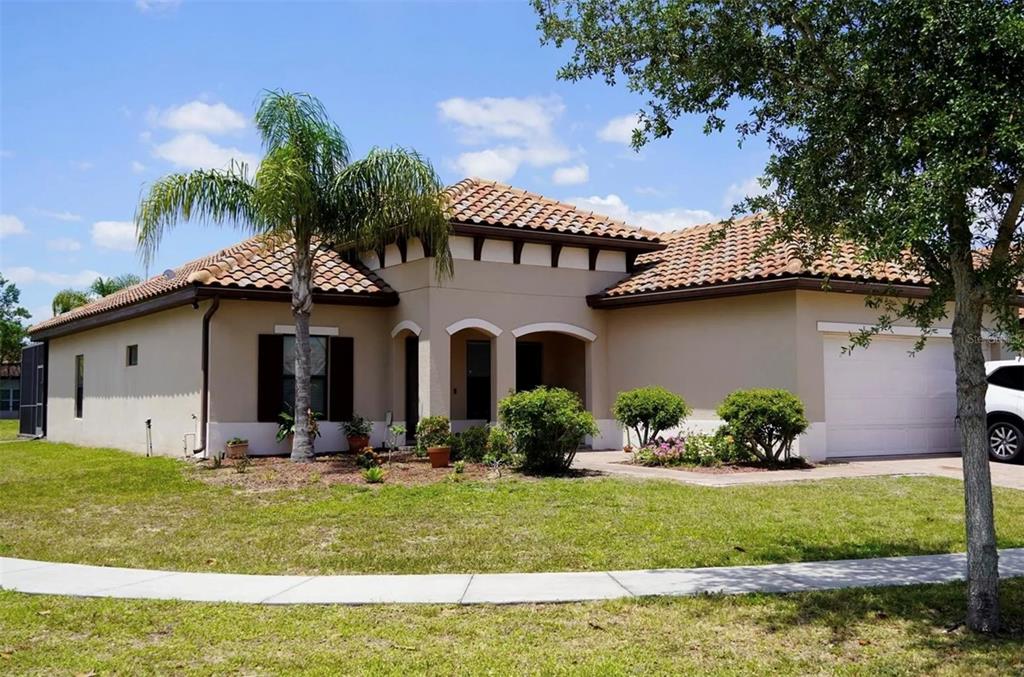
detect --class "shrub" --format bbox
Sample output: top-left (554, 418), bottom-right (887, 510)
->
top-left (716, 389), bottom-right (809, 465)
top-left (612, 386), bottom-right (691, 446)
top-left (355, 448), bottom-right (381, 469)
top-left (453, 460), bottom-right (466, 474)
top-left (498, 387), bottom-right (597, 474)
top-left (452, 425), bottom-right (489, 462)
top-left (416, 416), bottom-right (451, 452)
top-left (362, 466), bottom-right (385, 483)
top-left (633, 429), bottom-right (750, 468)
top-left (485, 425), bottom-right (516, 465)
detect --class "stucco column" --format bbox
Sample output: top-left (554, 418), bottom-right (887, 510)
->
top-left (493, 331), bottom-right (517, 422)
top-left (586, 336), bottom-right (618, 450)
top-left (422, 325), bottom-right (450, 417)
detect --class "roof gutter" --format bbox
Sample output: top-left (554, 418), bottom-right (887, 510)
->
top-left (192, 295), bottom-right (220, 457)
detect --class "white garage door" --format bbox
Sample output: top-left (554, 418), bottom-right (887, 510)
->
top-left (824, 335), bottom-right (962, 457)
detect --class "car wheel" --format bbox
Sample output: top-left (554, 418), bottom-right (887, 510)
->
top-left (988, 420), bottom-right (1022, 463)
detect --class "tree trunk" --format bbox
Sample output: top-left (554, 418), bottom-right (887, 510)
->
top-left (950, 237), bottom-right (1000, 633)
top-left (290, 234), bottom-right (315, 463)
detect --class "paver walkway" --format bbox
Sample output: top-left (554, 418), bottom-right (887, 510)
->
top-left (573, 451), bottom-right (1024, 489)
top-left (3, 550), bottom-right (1023, 605)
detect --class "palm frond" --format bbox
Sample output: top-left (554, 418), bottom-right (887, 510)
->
top-left (134, 162), bottom-right (259, 266)
top-left (334, 147), bottom-right (453, 279)
top-left (255, 90), bottom-right (349, 188)
top-left (90, 274), bottom-right (142, 297)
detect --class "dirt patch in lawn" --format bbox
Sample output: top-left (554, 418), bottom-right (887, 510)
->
top-left (190, 452), bottom-right (505, 491)
top-left (618, 458), bottom-right (814, 474)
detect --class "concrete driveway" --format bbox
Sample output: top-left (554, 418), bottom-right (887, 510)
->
top-left (574, 451), bottom-right (1024, 490)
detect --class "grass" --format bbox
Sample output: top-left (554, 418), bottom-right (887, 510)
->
top-left (2, 582), bottom-right (1023, 674)
top-left (0, 419), bottom-right (19, 442)
top-left (2, 439), bottom-right (1024, 575)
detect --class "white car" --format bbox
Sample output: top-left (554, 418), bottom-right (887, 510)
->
top-left (987, 359), bottom-right (1024, 463)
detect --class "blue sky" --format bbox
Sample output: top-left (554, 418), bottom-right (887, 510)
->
top-left (0, 0), bottom-right (770, 324)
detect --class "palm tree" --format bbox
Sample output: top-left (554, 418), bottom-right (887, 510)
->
top-left (90, 274), bottom-right (142, 297)
top-left (135, 90), bottom-right (453, 462)
top-left (51, 289), bottom-right (92, 316)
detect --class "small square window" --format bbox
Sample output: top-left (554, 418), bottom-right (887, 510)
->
top-left (126, 344), bottom-right (138, 367)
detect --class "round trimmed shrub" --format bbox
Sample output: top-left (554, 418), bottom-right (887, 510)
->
top-left (716, 389), bottom-right (809, 465)
top-left (415, 415), bottom-right (451, 452)
top-left (498, 387), bottom-right (597, 474)
top-left (452, 425), bottom-right (489, 462)
top-left (612, 386), bottom-right (691, 446)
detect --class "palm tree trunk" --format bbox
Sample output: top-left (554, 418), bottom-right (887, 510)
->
top-left (950, 226), bottom-right (999, 633)
top-left (290, 233), bottom-right (315, 463)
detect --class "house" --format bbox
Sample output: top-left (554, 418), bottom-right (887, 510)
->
top-left (24, 178), bottom-right (1022, 460)
top-left (0, 363), bottom-right (20, 420)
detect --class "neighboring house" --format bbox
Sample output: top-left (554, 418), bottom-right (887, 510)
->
top-left (0, 363), bottom-right (20, 420)
top-left (25, 178), bottom-right (1023, 460)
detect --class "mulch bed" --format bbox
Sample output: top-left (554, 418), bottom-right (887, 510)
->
top-left (619, 456), bottom-right (814, 474)
top-left (190, 450), bottom-right (500, 491)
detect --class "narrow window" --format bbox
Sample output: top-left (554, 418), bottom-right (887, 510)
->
top-left (74, 354), bottom-right (84, 418)
top-left (126, 344), bottom-right (139, 367)
top-left (282, 335), bottom-right (328, 417)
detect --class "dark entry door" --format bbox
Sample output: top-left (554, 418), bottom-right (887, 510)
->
top-left (404, 336), bottom-right (418, 443)
top-left (19, 342), bottom-right (46, 437)
top-left (516, 341), bottom-right (543, 392)
top-left (466, 340), bottom-right (491, 420)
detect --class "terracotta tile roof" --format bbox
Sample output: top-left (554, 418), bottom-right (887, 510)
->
top-left (445, 177), bottom-right (661, 244)
top-left (28, 237), bottom-right (394, 335)
top-left (598, 215), bottom-right (929, 298)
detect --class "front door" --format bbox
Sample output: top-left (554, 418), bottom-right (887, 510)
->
top-left (466, 340), bottom-right (491, 420)
top-left (404, 336), bottom-right (418, 443)
top-left (516, 341), bottom-right (543, 392)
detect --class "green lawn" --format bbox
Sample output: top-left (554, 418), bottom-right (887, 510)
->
top-left (2, 582), bottom-right (1023, 675)
top-left (0, 419), bottom-right (18, 442)
top-left (2, 439), bottom-right (1024, 575)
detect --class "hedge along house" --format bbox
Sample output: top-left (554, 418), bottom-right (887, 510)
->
top-left (25, 178), bottom-right (1023, 461)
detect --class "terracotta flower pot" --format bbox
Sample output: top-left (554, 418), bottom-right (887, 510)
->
top-left (427, 446), bottom-right (451, 468)
top-left (347, 435), bottom-right (370, 454)
top-left (226, 442), bottom-right (248, 459)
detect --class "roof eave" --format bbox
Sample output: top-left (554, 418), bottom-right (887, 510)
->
top-left (29, 285), bottom-right (400, 341)
top-left (451, 221), bottom-right (665, 253)
top-left (587, 276), bottom-right (937, 309)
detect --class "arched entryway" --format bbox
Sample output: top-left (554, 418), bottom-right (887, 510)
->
top-left (511, 322), bottom-right (594, 408)
top-left (447, 319), bottom-right (501, 430)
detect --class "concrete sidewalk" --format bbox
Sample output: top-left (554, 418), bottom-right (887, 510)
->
top-left (573, 451), bottom-right (1024, 489)
top-left (3, 550), bottom-right (1023, 605)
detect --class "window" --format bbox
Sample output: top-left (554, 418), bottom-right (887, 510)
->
top-left (0, 379), bottom-right (18, 413)
top-left (282, 336), bottom-right (327, 416)
top-left (74, 354), bottom-right (84, 418)
top-left (988, 366), bottom-right (1023, 391)
top-left (126, 344), bottom-right (138, 367)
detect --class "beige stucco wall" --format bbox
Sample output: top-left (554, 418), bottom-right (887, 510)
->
top-left (45, 304), bottom-right (204, 456)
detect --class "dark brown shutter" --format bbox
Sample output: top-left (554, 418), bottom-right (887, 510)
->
top-left (329, 336), bottom-right (354, 422)
top-left (257, 334), bottom-right (284, 422)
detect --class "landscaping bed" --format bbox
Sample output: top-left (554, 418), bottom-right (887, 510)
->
top-left (193, 451), bottom-right (497, 491)
top-left (621, 454), bottom-right (813, 474)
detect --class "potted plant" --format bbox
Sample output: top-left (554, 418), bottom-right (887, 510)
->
top-left (225, 436), bottom-right (249, 459)
top-left (342, 414), bottom-right (373, 454)
top-left (277, 409), bottom-right (322, 452)
top-left (416, 415), bottom-right (452, 468)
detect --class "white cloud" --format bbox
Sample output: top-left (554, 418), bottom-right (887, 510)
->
top-left (634, 186), bottom-right (665, 196)
top-left (0, 149), bottom-right (13, 159)
top-left (131, 160), bottom-right (147, 173)
top-left (6, 267), bottom-right (104, 287)
top-left (722, 176), bottom-right (771, 210)
top-left (152, 132), bottom-right (258, 170)
top-left (565, 194), bottom-right (717, 232)
top-left (552, 163), bottom-right (589, 185)
top-left (73, 160), bottom-right (95, 171)
top-left (46, 237), bottom-right (83, 252)
top-left (91, 221), bottom-right (137, 251)
top-left (136, 0), bottom-right (181, 12)
top-left (0, 214), bottom-right (27, 237)
top-left (439, 95), bottom-right (572, 181)
top-left (598, 114), bottom-right (640, 144)
top-left (30, 208), bottom-right (81, 222)
top-left (150, 101), bottom-right (247, 134)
